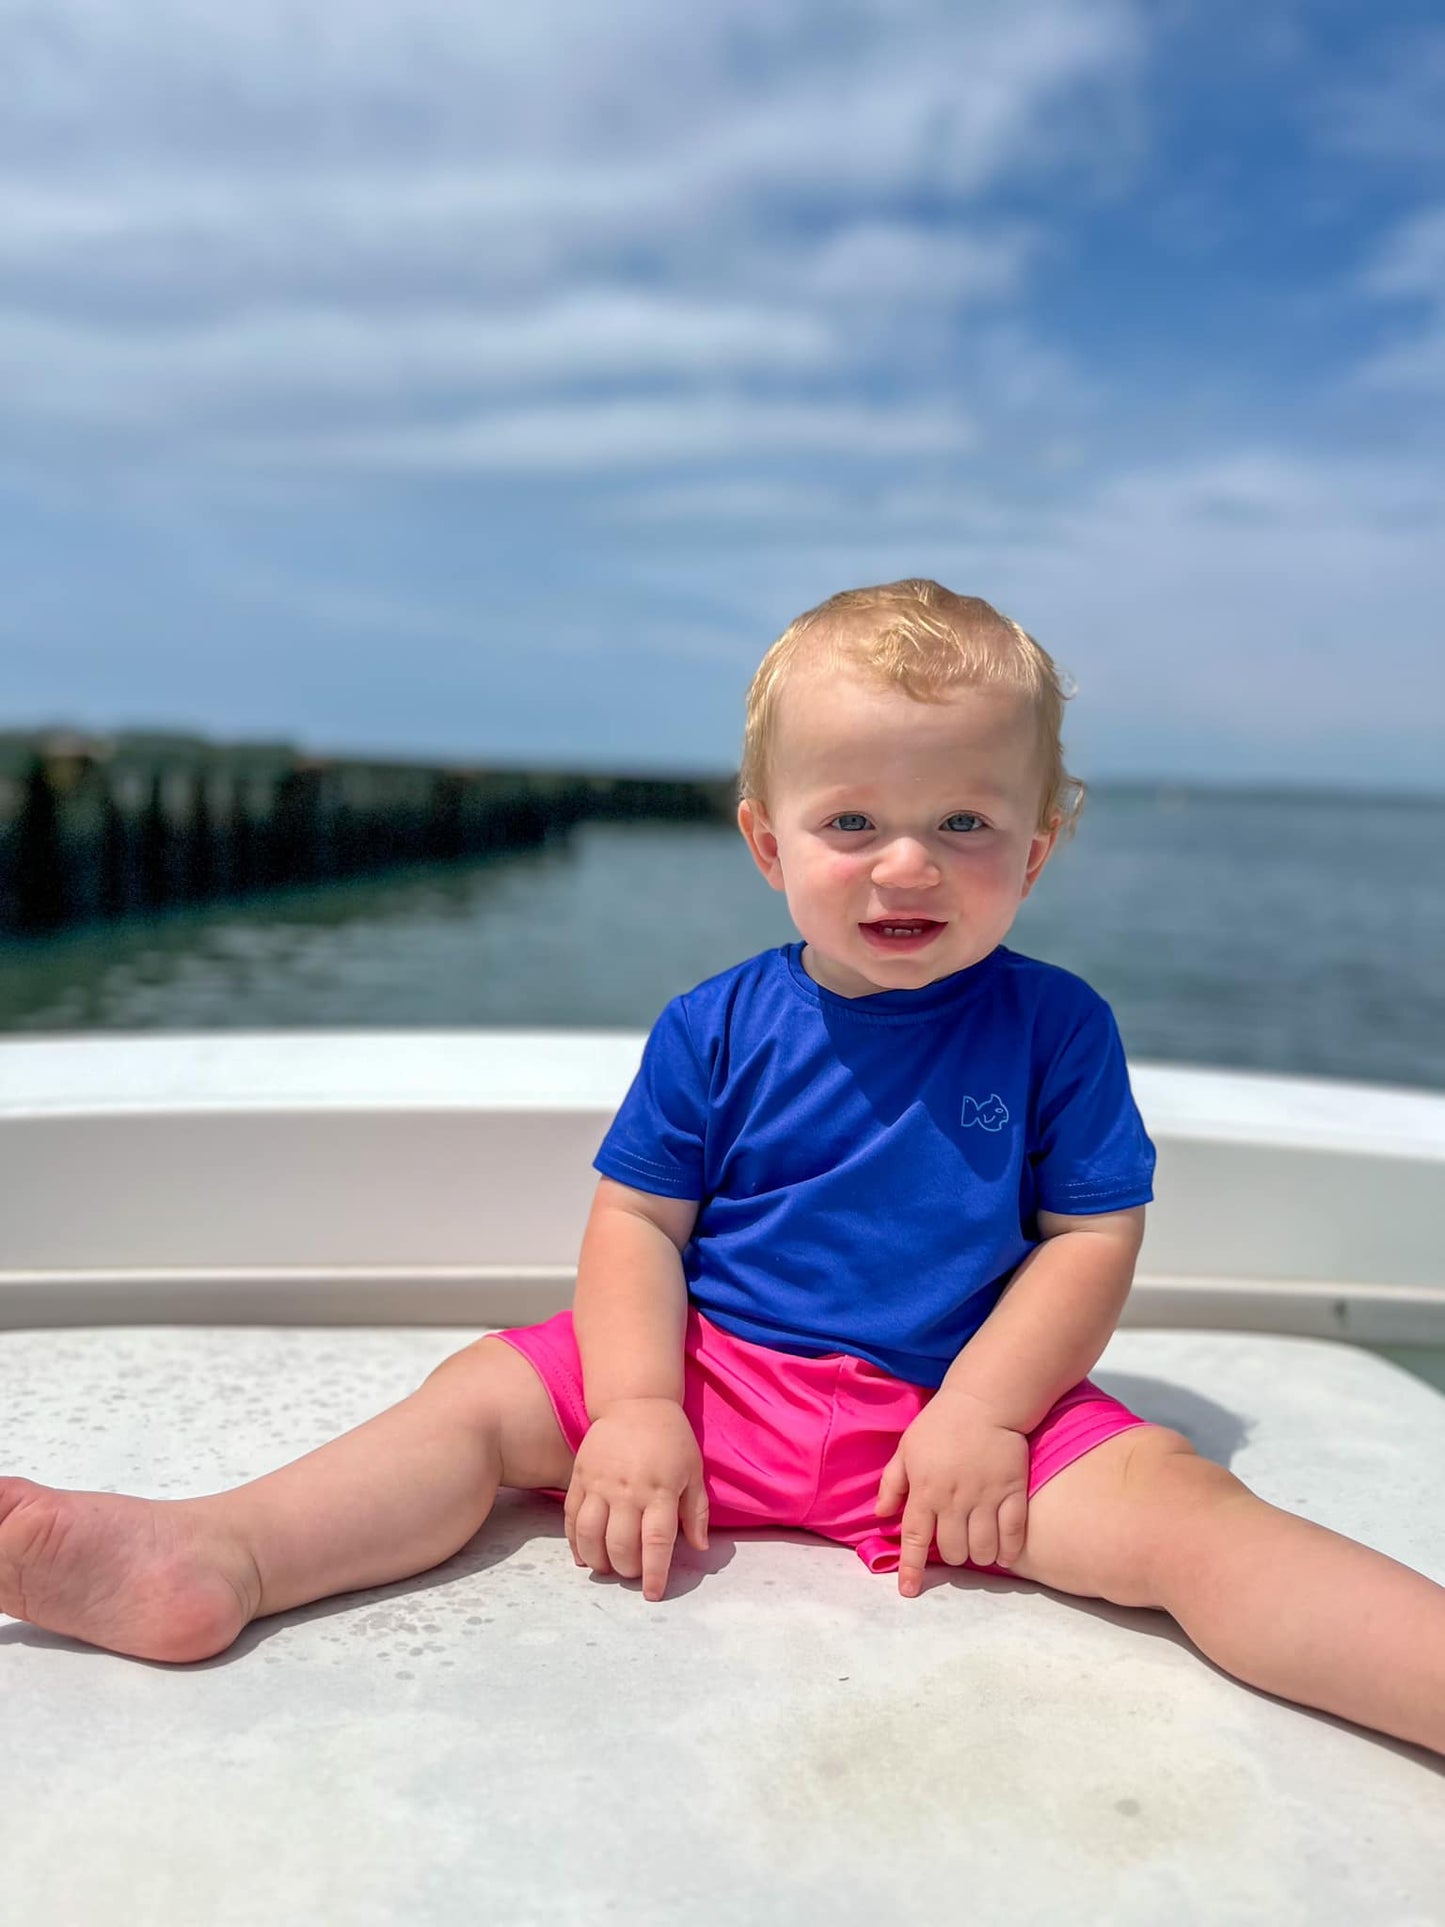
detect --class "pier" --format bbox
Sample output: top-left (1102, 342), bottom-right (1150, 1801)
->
top-left (0, 731), bottom-right (736, 938)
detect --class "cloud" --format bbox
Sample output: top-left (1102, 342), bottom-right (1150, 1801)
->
top-left (5, 0), bottom-right (1140, 175)
top-left (1354, 204), bottom-right (1445, 395)
top-left (2, 1), bottom-right (1140, 247)
top-left (1356, 203), bottom-right (1445, 398)
top-left (1314, 26), bottom-right (1445, 166)
top-left (231, 394), bottom-right (978, 473)
top-left (790, 221), bottom-right (1034, 303)
top-left (978, 450), bottom-right (1445, 763)
top-left (0, 295), bottom-right (834, 428)
top-left (1362, 205), bottom-right (1445, 302)
top-left (0, 0), bottom-right (1138, 468)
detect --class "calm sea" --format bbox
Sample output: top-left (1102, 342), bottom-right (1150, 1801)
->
top-left (2, 785), bottom-right (1442, 1089)
top-left (3, 784), bottom-right (1443, 1389)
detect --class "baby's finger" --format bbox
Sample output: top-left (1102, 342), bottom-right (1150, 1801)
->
top-left (933, 1509), bottom-right (972, 1568)
top-left (897, 1500), bottom-right (936, 1598)
top-left (680, 1476), bottom-right (710, 1553)
top-left (571, 1491), bottom-right (613, 1575)
top-left (967, 1505), bottom-right (1001, 1571)
top-left (875, 1452), bottom-right (907, 1518)
top-left (563, 1482), bottom-right (587, 1566)
top-left (639, 1500), bottom-right (680, 1603)
top-left (604, 1502), bottom-right (644, 1581)
top-left (996, 1490), bottom-right (1029, 1568)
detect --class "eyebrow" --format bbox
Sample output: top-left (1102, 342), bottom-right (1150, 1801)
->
top-left (809, 783), bottom-right (1014, 806)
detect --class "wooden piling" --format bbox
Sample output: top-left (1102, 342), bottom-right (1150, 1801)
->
top-left (0, 731), bottom-right (736, 939)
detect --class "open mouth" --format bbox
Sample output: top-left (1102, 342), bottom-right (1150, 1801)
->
top-left (860, 920), bottom-right (944, 951)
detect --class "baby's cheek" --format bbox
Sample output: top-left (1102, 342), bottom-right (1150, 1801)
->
top-left (821, 853), bottom-right (866, 890)
top-left (976, 848), bottom-right (1027, 890)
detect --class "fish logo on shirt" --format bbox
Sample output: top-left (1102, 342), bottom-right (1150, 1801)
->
top-left (961, 1092), bottom-right (1009, 1132)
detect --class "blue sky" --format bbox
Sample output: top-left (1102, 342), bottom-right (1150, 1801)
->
top-left (2, 0), bottom-right (1442, 790)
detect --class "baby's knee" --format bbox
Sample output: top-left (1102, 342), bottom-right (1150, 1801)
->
top-left (421, 1334), bottom-right (527, 1426)
top-left (1128, 1429), bottom-right (1255, 1591)
top-left (1123, 1428), bottom-right (1249, 1519)
top-left (424, 1332), bottom-right (503, 1384)
top-left (1088, 1427), bottom-right (1240, 1593)
top-left (424, 1335), bottom-right (574, 1490)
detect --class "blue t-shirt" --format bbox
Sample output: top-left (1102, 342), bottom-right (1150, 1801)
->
top-left (593, 941), bottom-right (1155, 1388)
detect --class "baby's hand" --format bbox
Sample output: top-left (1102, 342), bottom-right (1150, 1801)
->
top-left (564, 1397), bottom-right (709, 1603)
top-left (876, 1392), bottom-right (1029, 1598)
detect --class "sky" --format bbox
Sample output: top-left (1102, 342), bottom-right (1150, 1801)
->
top-left (2, 0), bottom-right (1442, 791)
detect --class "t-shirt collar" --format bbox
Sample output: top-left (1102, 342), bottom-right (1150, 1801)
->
top-left (783, 940), bottom-right (1005, 1017)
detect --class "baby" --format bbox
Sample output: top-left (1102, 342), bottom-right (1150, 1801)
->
top-left (2, 580), bottom-right (1442, 1757)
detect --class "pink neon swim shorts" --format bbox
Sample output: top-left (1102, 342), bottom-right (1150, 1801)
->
top-left (496, 1306), bottom-right (1150, 1573)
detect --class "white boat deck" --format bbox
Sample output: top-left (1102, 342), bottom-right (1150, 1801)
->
top-left (1, 1035), bottom-right (1442, 1920)
top-left (3, 1324), bottom-right (1442, 1923)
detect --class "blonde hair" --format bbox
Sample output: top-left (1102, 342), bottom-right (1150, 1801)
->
top-left (739, 579), bottom-right (1083, 835)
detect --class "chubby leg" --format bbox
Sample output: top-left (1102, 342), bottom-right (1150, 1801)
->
top-left (0, 1336), bottom-right (573, 1665)
top-left (1006, 1425), bottom-right (1445, 1757)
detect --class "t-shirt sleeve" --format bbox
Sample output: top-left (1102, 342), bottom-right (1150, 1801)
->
top-left (1030, 992), bottom-right (1156, 1216)
top-left (592, 995), bottom-right (707, 1200)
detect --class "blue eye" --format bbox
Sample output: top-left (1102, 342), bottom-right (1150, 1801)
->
top-left (830, 813), bottom-right (870, 832)
top-left (944, 813), bottom-right (985, 833)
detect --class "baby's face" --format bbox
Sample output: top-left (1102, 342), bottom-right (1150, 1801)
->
top-left (738, 668), bottom-right (1059, 998)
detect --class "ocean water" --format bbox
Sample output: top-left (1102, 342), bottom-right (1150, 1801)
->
top-left (2, 785), bottom-right (1442, 1091)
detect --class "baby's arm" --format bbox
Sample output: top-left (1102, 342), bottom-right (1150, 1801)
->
top-left (879, 1207), bottom-right (1144, 1595)
top-left (566, 1178), bottom-right (708, 1600)
top-left (939, 1206), bottom-right (1145, 1429)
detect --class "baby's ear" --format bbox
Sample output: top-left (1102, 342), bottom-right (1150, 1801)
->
top-left (737, 798), bottom-right (786, 890)
top-left (1020, 814), bottom-right (1061, 896)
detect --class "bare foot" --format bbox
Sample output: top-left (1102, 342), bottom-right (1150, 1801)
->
top-left (0, 1476), bottom-right (262, 1663)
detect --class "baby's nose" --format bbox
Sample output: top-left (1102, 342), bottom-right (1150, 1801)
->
top-left (871, 838), bottom-right (940, 884)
